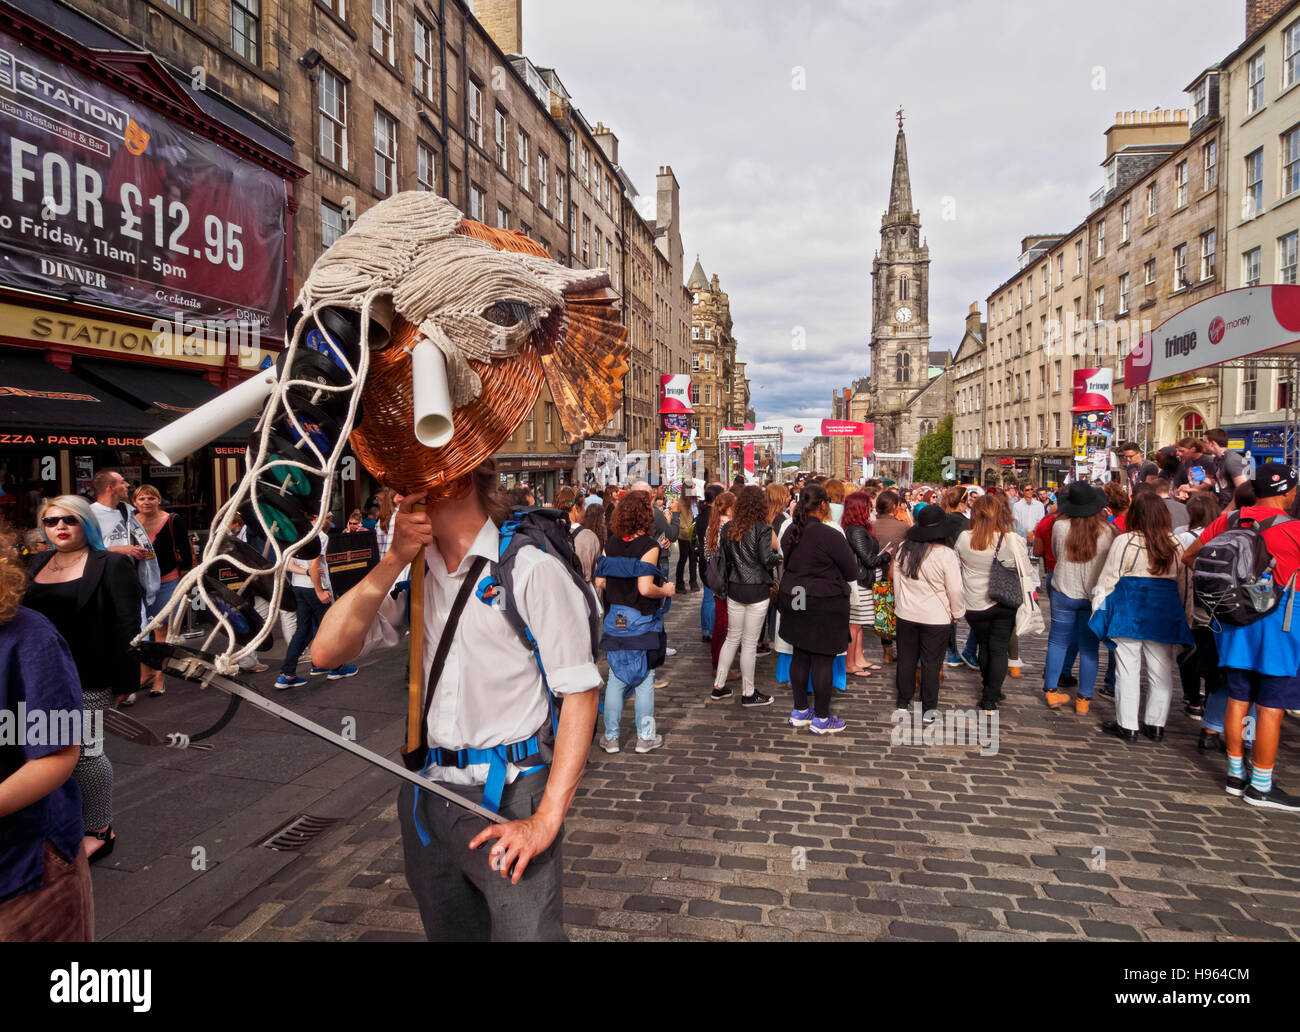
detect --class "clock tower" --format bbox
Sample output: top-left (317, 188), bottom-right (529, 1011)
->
top-left (869, 114), bottom-right (931, 453)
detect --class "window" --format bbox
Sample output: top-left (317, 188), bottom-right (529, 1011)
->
top-left (1244, 246), bottom-right (1263, 285)
top-left (1284, 126), bottom-right (1300, 198)
top-left (1199, 230), bottom-right (1215, 280)
top-left (703, 353), bottom-right (711, 371)
top-left (538, 153), bottom-right (548, 208)
top-left (899, 278), bottom-right (909, 301)
top-left (1121, 201), bottom-right (1130, 243)
top-left (494, 109), bottom-right (507, 168)
top-left (1282, 377), bottom-right (1294, 411)
top-left (163, 0), bottom-right (194, 16)
top-left (580, 146), bottom-right (589, 187)
top-left (469, 183), bottom-right (484, 222)
top-left (1147, 181), bottom-right (1158, 218)
top-left (231, 0), bottom-right (260, 62)
top-left (1286, 18), bottom-right (1300, 88)
top-left (1073, 296), bottom-right (1082, 328)
top-left (581, 215), bottom-right (590, 264)
top-left (1173, 243), bottom-right (1188, 289)
top-left (1174, 160), bottom-right (1188, 207)
top-left (691, 326), bottom-right (700, 340)
top-left (525, 410), bottom-right (535, 442)
top-left (1040, 266), bottom-right (1047, 297)
top-left (373, 108), bottom-right (396, 196)
top-left (1119, 273), bottom-right (1130, 314)
top-left (1053, 412), bottom-right (1061, 447)
top-left (1038, 366), bottom-right (1046, 395)
top-left (1194, 79), bottom-right (1208, 122)
top-left (691, 349), bottom-right (699, 366)
top-left (1074, 240), bottom-right (1083, 275)
top-left (1095, 219), bottom-right (1105, 258)
top-left (603, 175), bottom-right (611, 213)
top-left (371, 0), bottom-right (393, 64)
top-left (704, 385), bottom-right (712, 406)
top-left (704, 326), bottom-right (712, 340)
top-left (468, 81), bottom-right (483, 147)
top-left (414, 15), bottom-right (436, 98)
top-left (321, 201), bottom-right (345, 248)
top-left (1282, 231), bottom-right (1299, 285)
top-left (1106, 158), bottom-right (1117, 192)
top-left (896, 352), bottom-right (911, 382)
top-left (517, 131), bottom-right (530, 190)
top-left (704, 418), bottom-right (712, 439)
top-left (1247, 51), bottom-right (1265, 115)
top-left (555, 174), bottom-right (564, 222)
top-left (1242, 363), bottom-right (1258, 411)
top-left (496, 204), bottom-right (509, 230)
top-left (417, 142), bottom-right (436, 192)
top-left (1054, 360), bottom-right (1062, 391)
top-left (1144, 258), bottom-right (1156, 285)
top-left (1037, 415), bottom-right (1045, 447)
top-left (545, 403), bottom-right (554, 443)
top-left (1203, 140), bottom-right (1217, 191)
top-left (319, 67), bottom-right (348, 167)
top-left (1116, 404), bottom-right (1127, 440)
top-left (1246, 149), bottom-right (1263, 217)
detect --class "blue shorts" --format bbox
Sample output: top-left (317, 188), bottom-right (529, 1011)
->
top-left (1223, 668), bottom-right (1300, 710)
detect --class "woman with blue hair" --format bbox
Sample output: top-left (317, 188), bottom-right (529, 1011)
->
top-left (24, 494), bottom-right (142, 864)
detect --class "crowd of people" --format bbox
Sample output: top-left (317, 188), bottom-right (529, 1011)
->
top-left (5, 427), bottom-right (1300, 942)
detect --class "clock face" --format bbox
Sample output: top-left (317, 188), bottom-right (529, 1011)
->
top-left (895, 306), bottom-right (913, 324)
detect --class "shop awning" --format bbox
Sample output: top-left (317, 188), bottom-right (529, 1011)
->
top-left (75, 359), bottom-right (257, 444)
top-left (0, 353), bottom-right (161, 444)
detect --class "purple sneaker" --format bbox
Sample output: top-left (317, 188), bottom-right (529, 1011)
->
top-left (789, 707), bottom-right (813, 727)
top-left (809, 714), bottom-right (846, 735)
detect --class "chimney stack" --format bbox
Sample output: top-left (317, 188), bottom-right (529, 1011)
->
top-left (1246, 0), bottom-right (1287, 36)
top-left (475, 0), bottom-right (523, 55)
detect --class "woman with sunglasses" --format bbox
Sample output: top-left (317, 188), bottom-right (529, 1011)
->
top-left (24, 495), bottom-right (142, 865)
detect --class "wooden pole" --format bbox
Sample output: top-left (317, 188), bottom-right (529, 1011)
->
top-left (405, 504), bottom-right (426, 756)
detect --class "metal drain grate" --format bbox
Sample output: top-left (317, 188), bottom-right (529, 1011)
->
top-left (256, 813), bottom-right (342, 851)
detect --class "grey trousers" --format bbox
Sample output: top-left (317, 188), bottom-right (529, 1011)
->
top-left (397, 771), bottom-right (566, 941)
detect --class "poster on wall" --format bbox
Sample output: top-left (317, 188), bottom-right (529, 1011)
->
top-left (0, 29), bottom-right (288, 330)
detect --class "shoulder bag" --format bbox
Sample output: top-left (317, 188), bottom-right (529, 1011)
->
top-left (988, 532), bottom-right (1023, 608)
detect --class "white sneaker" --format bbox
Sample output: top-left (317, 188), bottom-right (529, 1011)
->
top-left (665, 647), bottom-right (678, 657)
top-left (601, 737), bottom-right (619, 753)
top-left (635, 734), bottom-right (664, 753)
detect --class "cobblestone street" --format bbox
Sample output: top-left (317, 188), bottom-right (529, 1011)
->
top-left (153, 590), bottom-right (1300, 943)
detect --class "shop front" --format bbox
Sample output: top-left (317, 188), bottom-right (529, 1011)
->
top-left (0, 1), bottom-right (301, 529)
top-left (1041, 454), bottom-right (1071, 489)
top-left (954, 459), bottom-right (979, 484)
top-left (495, 454), bottom-right (577, 504)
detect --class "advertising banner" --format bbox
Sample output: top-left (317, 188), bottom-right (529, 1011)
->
top-left (323, 531), bottom-right (380, 597)
top-left (0, 29), bottom-right (288, 330)
top-left (659, 374), bottom-right (693, 414)
top-left (1125, 285), bottom-right (1300, 387)
top-left (1071, 368), bottom-right (1113, 412)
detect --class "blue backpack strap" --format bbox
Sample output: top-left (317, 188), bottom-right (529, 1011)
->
top-left (595, 555), bottom-right (662, 580)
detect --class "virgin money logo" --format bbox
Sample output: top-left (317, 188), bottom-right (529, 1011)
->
top-left (1209, 316), bottom-right (1225, 345)
top-left (793, 424), bottom-right (804, 434)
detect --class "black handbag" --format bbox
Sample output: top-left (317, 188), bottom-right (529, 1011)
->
top-left (988, 533), bottom-right (1023, 609)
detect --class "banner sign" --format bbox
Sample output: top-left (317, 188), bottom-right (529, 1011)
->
top-left (324, 531), bottom-right (380, 596)
top-left (0, 29), bottom-right (288, 330)
top-left (659, 374), bottom-right (693, 414)
top-left (757, 419), bottom-right (874, 453)
top-left (1071, 367), bottom-right (1113, 412)
top-left (1125, 285), bottom-right (1300, 387)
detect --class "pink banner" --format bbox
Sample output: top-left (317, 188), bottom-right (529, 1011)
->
top-left (819, 419), bottom-right (874, 454)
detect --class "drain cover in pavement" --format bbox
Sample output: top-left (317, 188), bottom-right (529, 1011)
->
top-left (257, 814), bottom-right (342, 851)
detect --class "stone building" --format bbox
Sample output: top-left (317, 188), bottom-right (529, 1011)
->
top-left (618, 177), bottom-right (656, 454)
top-left (950, 304), bottom-right (988, 484)
top-left (1215, 0), bottom-right (1300, 462)
top-left (688, 260), bottom-right (748, 482)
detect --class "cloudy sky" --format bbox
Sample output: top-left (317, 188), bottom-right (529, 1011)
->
top-left (522, 0), bottom-right (1241, 449)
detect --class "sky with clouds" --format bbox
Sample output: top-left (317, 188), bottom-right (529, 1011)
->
top-left (520, 0), bottom-right (1242, 450)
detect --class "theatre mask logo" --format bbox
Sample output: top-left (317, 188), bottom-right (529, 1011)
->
top-left (123, 116), bottom-right (149, 155)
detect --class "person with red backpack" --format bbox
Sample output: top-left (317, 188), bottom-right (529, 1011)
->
top-left (1184, 462), bottom-right (1300, 811)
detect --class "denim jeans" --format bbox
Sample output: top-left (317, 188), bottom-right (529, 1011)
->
top-left (281, 585), bottom-right (329, 675)
top-left (700, 585), bottom-right (715, 637)
top-left (1044, 590), bottom-right (1099, 697)
top-left (603, 668), bottom-right (655, 741)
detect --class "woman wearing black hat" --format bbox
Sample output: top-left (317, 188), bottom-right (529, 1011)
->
top-left (892, 505), bottom-right (965, 716)
top-left (1042, 483), bottom-right (1115, 714)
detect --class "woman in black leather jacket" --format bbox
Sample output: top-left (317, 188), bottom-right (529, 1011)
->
top-left (843, 491), bottom-right (892, 675)
top-left (709, 486), bottom-right (780, 706)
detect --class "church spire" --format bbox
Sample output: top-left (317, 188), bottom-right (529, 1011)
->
top-left (886, 117), bottom-right (913, 221)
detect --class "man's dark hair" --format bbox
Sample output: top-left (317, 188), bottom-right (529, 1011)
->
top-left (91, 471), bottom-right (117, 498)
top-left (1205, 428), bottom-right (1229, 448)
top-left (1118, 442), bottom-right (1142, 456)
top-left (1151, 475), bottom-right (1172, 497)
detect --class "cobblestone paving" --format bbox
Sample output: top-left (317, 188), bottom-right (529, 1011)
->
top-left (203, 591), bottom-right (1300, 942)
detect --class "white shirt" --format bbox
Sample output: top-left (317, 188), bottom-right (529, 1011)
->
top-left (1011, 498), bottom-right (1046, 538)
top-left (364, 518), bottom-right (601, 787)
top-left (291, 531), bottom-right (332, 592)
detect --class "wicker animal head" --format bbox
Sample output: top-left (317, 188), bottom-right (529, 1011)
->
top-left (299, 192), bottom-right (629, 495)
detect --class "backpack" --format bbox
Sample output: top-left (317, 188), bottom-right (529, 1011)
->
top-left (1192, 511), bottom-right (1298, 628)
top-left (473, 507), bottom-right (603, 717)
